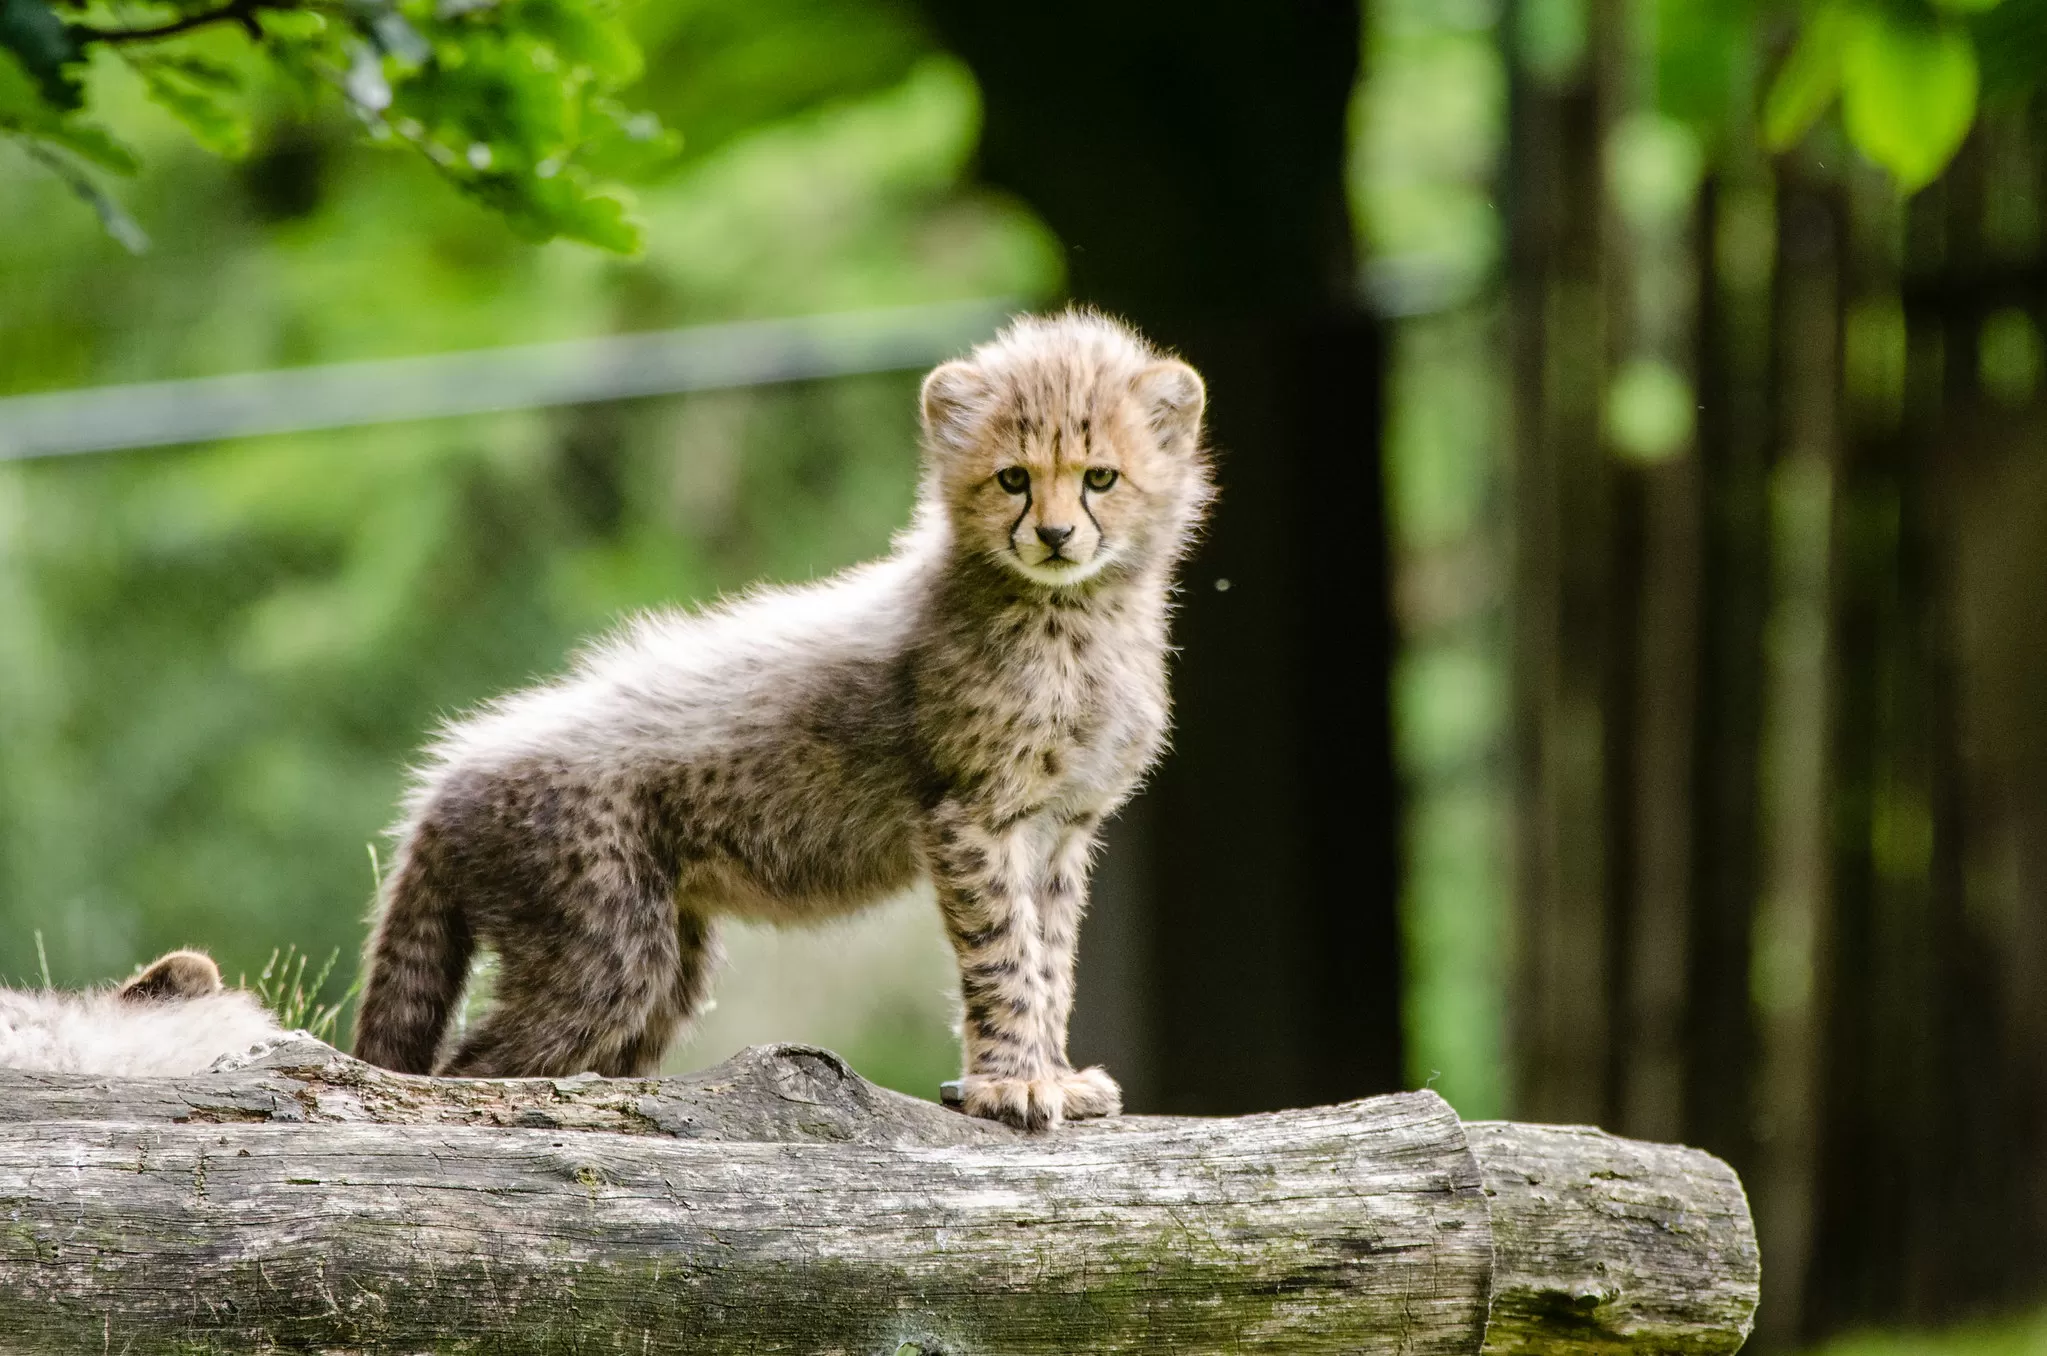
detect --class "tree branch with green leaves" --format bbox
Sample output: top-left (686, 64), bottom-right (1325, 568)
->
top-left (0, 0), bottom-right (677, 251)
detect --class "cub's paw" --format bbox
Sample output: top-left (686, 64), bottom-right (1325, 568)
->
top-left (956, 1066), bottom-right (1123, 1131)
top-left (1058, 1065), bottom-right (1123, 1119)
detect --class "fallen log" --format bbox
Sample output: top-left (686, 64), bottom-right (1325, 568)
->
top-left (0, 1038), bottom-right (1756, 1353)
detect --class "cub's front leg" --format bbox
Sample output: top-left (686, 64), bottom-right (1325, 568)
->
top-left (927, 802), bottom-right (1122, 1130)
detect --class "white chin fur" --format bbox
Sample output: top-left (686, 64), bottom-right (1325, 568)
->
top-left (1008, 552), bottom-right (1113, 587)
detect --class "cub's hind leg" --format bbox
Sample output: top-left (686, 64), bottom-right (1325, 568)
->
top-left (613, 911), bottom-right (722, 1076)
top-left (439, 852), bottom-right (683, 1078)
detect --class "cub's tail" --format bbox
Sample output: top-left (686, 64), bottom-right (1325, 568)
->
top-left (352, 833), bottom-right (474, 1073)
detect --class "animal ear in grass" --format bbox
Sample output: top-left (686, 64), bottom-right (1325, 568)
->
top-left (117, 949), bottom-right (224, 1003)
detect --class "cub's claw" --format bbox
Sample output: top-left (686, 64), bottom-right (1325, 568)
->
top-left (952, 1066), bottom-right (1123, 1131)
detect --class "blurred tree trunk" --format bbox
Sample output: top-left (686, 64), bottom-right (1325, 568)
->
top-left (915, 0), bottom-right (1404, 1112)
top-left (1504, 7), bottom-right (1784, 1334)
top-left (1744, 165), bottom-right (1845, 1352)
top-left (1507, 0), bottom-right (1729, 1155)
top-left (1504, 6), bottom-right (1615, 1130)
top-left (1805, 128), bottom-right (2047, 1334)
top-left (1502, 0), bottom-right (1707, 1142)
top-left (1682, 173), bottom-right (1768, 1201)
top-left (1920, 131), bottom-right (2047, 1315)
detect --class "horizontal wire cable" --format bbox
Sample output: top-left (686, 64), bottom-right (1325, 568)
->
top-left (0, 297), bottom-right (1018, 461)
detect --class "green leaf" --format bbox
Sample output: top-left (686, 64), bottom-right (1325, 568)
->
top-left (458, 163), bottom-right (645, 252)
top-left (575, 97), bottom-right (681, 178)
top-left (256, 8), bottom-right (335, 41)
top-left (9, 0), bottom-right (663, 251)
top-left (1931, 0), bottom-right (2002, 13)
top-left (348, 0), bottom-right (430, 66)
top-left (0, 37), bottom-right (47, 116)
top-left (138, 59), bottom-right (253, 157)
top-left (0, 45), bottom-right (140, 172)
top-left (145, 52), bottom-right (243, 91)
top-left (0, 0), bottom-right (83, 109)
top-left (507, 0), bottom-right (641, 85)
top-left (34, 114), bottom-right (140, 172)
top-left (14, 138), bottom-right (149, 251)
top-left (1763, 4), bottom-right (1848, 151)
top-left (1840, 13), bottom-right (1977, 192)
top-left (547, 183), bottom-right (641, 252)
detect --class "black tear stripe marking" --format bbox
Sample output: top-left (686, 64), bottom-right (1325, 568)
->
top-left (1081, 489), bottom-right (1105, 546)
top-left (1006, 418), bottom-right (1036, 545)
top-left (1008, 482), bottom-right (1035, 552)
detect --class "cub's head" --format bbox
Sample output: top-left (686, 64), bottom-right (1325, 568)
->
top-left (919, 310), bottom-right (1212, 588)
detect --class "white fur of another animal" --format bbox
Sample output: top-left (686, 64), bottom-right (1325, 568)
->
top-left (0, 985), bottom-right (283, 1076)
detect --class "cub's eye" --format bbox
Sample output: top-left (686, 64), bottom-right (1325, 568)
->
top-left (1084, 467), bottom-right (1120, 492)
top-left (996, 466), bottom-right (1030, 494)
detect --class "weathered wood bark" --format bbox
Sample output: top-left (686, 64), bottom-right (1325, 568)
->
top-left (1468, 1121), bottom-right (1760, 1355)
top-left (0, 1039), bottom-right (1755, 1354)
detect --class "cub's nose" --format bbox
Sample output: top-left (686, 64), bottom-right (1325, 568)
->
top-left (1036, 524), bottom-right (1075, 551)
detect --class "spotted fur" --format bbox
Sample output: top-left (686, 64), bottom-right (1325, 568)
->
top-left (353, 310), bottom-right (1212, 1129)
top-left (0, 950), bottom-right (284, 1076)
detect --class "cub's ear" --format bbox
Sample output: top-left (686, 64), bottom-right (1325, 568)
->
top-left (118, 949), bottom-right (223, 1003)
top-left (920, 360), bottom-right (989, 448)
top-left (1133, 360), bottom-right (1206, 448)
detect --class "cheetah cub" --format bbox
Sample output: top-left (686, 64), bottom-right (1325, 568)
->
top-left (354, 310), bottom-right (1213, 1129)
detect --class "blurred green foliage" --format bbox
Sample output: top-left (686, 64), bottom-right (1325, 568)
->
top-left (1512, 0), bottom-right (2047, 193)
top-left (0, 0), bottom-right (1058, 1095)
top-left (1744, 0), bottom-right (2047, 193)
top-left (1357, 0), bottom-right (2047, 1123)
top-left (1765, 3), bottom-right (1981, 191)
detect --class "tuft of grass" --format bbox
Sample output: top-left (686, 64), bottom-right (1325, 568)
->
top-left (244, 945), bottom-right (361, 1045)
top-left (33, 930), bottom-right (50, 990)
